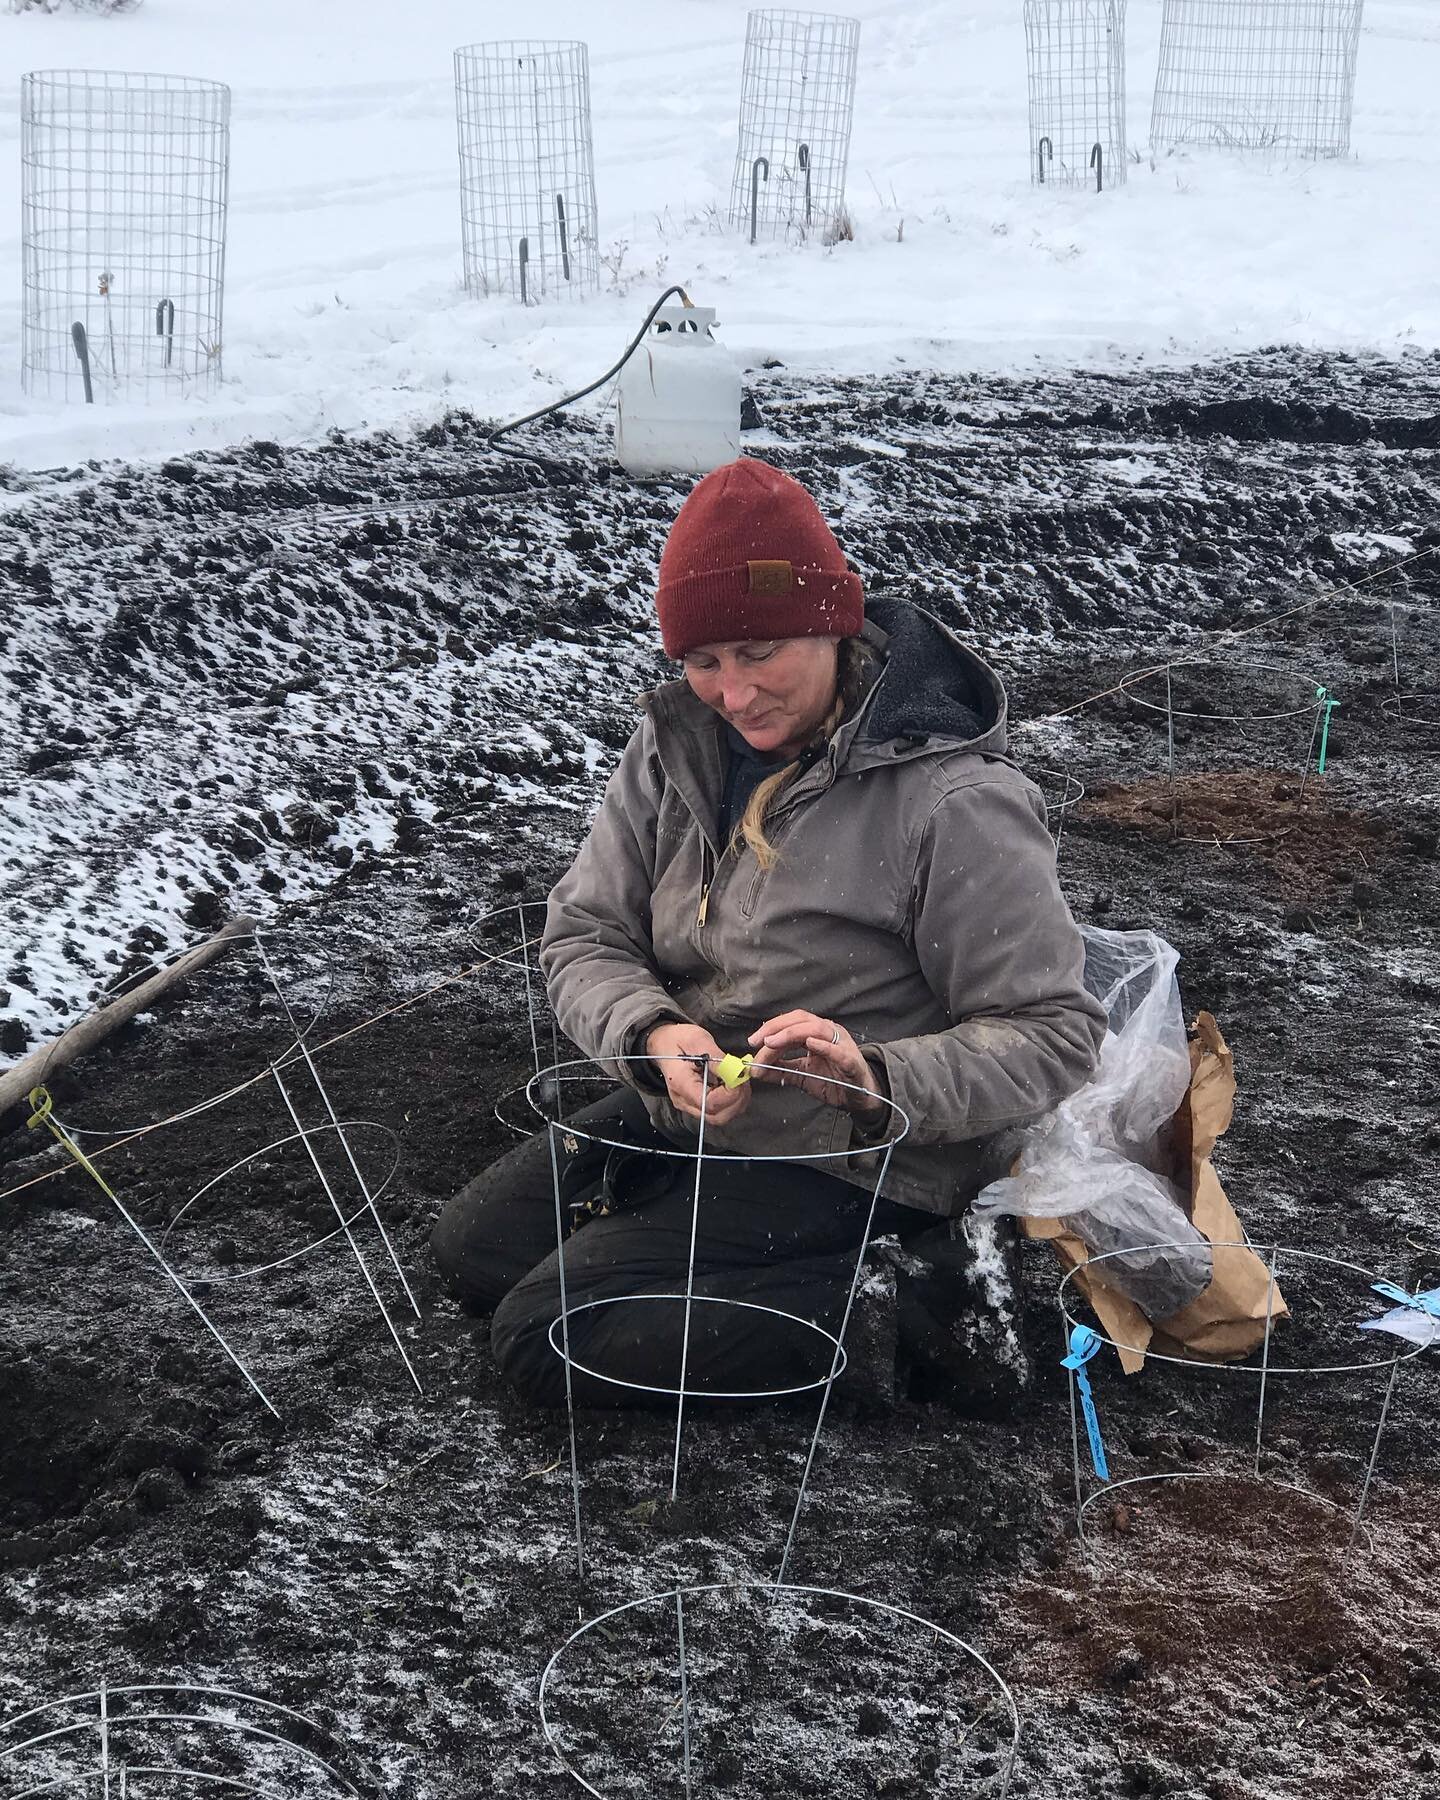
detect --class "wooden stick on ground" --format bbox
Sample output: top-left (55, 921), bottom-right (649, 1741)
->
top-left (0, 915), bottom-right (256, 1125)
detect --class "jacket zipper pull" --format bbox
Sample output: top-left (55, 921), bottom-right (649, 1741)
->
top-left (697, 844), bottom-right (712, 928)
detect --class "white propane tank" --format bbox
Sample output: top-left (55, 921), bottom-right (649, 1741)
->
top-left (614, 305), bottom-right (741, 478)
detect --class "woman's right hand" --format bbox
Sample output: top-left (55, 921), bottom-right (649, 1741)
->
top-left (644, 1022), bottom-right (752, 1127)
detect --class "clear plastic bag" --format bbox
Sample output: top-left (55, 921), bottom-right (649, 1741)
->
top-left (972, 925), bottom-right (1214, 1321)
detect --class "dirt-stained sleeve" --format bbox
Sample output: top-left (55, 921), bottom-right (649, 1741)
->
top-left (866, 771), bottom-right (1106, 1147)
top-left (540, 714), bottom-right (691, 1083)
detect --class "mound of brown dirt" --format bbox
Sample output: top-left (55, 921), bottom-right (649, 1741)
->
top-left (1082, 771), bottom-right (1394, 896)
top-left (1000, 1473), bottom-right (1440, 1800)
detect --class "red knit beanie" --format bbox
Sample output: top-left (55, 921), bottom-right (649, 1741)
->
top-left (655, 459), bottom-right (864, 659)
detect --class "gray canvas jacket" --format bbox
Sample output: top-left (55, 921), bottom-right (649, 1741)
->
top-left (540, 598), bottom-right (1106, 1217)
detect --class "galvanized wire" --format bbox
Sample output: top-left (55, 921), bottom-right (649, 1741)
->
top-left (1025, 1), bottom-right (1128, 191)
top-left (730, 10), bottom-right (860, 244)
top-left (1058, 1240), bottom-right (1428, 1557)
top-left (1150, 0), bottom-right (1365, 159)
top-left (539, 1582), bottom-right (1021, 1800)
top-left (528, 1054), bottom-right (910, 1599)
top-left (21, 69), bottom-right (231, 402)
top-left (454, 40), bottom-right (599, 303)
top-left (1, 1683), bottom-right (367, 1800)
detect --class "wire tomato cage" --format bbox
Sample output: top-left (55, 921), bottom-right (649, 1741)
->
top-left (1117, 656), bottom-right (1338, 841)
top-left (539, 1581), bottom-right (1020, 1800)
top-left (1057, 1240), bottom-right (1434, 1560)
top-left (20, 70), bottom-right (231, 405)
top-left (516, 1049), bottom-right (1022, 1797)
top-left (0, 1682), bottom-right (373, 1800)
top-left (19, 927), bottom-right (420, 1419)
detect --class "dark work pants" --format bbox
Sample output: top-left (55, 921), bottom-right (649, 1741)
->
top-left (431, 1092), bottom-right (1027, 1413)
top-left (431, 1091), bottom-right (928, 1408)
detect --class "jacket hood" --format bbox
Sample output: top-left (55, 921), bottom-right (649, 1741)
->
top-left (855, 596), bottom-right (1007, 758)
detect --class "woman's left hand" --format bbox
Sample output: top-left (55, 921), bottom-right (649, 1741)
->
top-left (747, 1011), bottom-right (888, 1126)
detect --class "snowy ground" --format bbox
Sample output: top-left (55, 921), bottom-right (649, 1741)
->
top-left (4, 347), bottom-right (1437, 1060)
top-left (1, 0), bottom-right (1439, 468)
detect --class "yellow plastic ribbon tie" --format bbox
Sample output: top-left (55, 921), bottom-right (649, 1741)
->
top-left (28, 1085), bottom-right (121, 1203)
top-left (713, 1053), bottom-right (754, 1089)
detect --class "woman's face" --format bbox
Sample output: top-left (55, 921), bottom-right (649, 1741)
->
top-left (682, 636), bottom-right (840, 760)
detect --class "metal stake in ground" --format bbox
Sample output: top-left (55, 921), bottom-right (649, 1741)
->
top-left (548, 1116), bottom-right (587, 1597)
top-left (1347, 1349), bottom-right (1405, 1556)
top-left (773, 1138), bottom-right (897, 1594)
top-left (1252, 1242), bottom-right (1281, 1475)
top-left (671, 1070), bottom-right (710, 1502)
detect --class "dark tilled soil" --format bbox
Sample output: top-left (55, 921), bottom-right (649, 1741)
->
top-left (2, 351), bottom-right (1439, 1800)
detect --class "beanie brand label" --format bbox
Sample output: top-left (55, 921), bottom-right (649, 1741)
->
top-left (747, 560), bottom-right (793, 597)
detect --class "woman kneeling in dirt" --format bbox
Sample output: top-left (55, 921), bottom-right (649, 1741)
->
top-left (432, 459), bottom-right (1105, 1414)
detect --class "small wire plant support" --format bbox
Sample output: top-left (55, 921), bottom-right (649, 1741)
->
top-left (1032, 766), bottom-right (1086, 856)
top-left (454, 41), bottom-right (600, 304)
top-left (1150, 0), bottom-right (1365, 160)
top-left (1119, 656), bottom-right (1335, 840)
top-left (730, 10), bottom-right (861, 244)
top-left (528, 1054), bottom-right (910, 1591)
top-left (539, 1582), bottom-right (1021, 1799)
top-left (1024, 1), bottom-right (1128, 192)
top-left (21, 70), bottom-right (231, 404)
top-left (517, 1041), bottom-right (1020, 1796)
top-left (1378, 596), bottom-right (1440, 739)
top-left (0, 1681), bottom-right (371, 1800)
top-left (1058, 1242), bottom-right (1432, 1561)
top-left (24, 928), bottom-right (423, 1418)
top-left (161, 929), bottom-right (423, 1403)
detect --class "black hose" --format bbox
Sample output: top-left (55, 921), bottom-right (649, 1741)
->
top-left (487, 284), bottom-right (694, 444)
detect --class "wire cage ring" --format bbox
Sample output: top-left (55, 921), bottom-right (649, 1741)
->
top-left (1380, 691), bottom-right (1440, 736)
top-left (0, 1683), bottom-right (368, 1800)
top-left (157, 1119), bottom-right (402, 1284)
top-left (539, 1580), bottom-right (1021, 1800)
top-left (547, 1292), bottom-right (849, 1400)
top-left (525, 1054), bottom-right (911, 1163)
top-left (1119, 658), bottom-right (1327, 725)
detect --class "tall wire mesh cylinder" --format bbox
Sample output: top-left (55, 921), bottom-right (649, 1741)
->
top-left (1025, 2), bottom-right (1128, 191)
top-left (21, 70), bottom-right (231, 404)
top-left (454, 40), bottom-right (599, 304)
top-left (1150, 0), bottom-right (1365, 158)
top-left (729, 9), bottom-right (861, 244)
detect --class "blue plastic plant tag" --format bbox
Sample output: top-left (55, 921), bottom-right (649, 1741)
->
top-left (1371, 1281), bottom-right (1440, 1318)
top-left (1062, 1324), bottom-right (1110, 1481)
top-left (1361, 1282), bottom-right (1440, 1346)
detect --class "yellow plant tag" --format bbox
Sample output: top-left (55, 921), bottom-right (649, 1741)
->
top-left (713, 1053), bottom-right (754, 1089)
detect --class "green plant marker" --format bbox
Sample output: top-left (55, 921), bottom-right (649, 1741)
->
top-left (1317, 690), bottom-right (1338, 775)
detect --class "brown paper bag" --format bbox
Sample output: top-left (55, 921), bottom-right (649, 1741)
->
top-left (1024, 1011), bottom-right (1286, 1373)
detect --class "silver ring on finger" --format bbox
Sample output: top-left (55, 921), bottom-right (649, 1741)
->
top-left (830, 1023), bottom-right (841, 1046)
